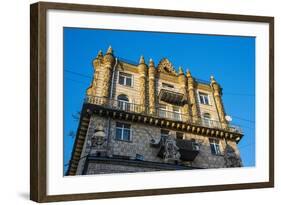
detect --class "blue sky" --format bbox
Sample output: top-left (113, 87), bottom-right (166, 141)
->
top-left (63, 27), bottom-right (255, 173)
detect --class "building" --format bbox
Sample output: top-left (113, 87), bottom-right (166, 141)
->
top-left (66, 46), bottom-right (243, 176)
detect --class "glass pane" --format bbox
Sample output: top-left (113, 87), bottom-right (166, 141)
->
top-left (123, 129), bottom-right (130, 141)
top-left (204, 96), bottom-right (209, 105)
top-left (159, 110), bottom-right (166, 118)
top-left (119, 75), bottom-right (125, 85)
top-left (118, 101), bottom-right (124, 110)
top-left (199, 95), bottom-right (204, 104)
top-left (126, 77), bottom-right (132, 86)
top-left (215, 144), bottom-right (221, 154)
top-left (210, 144), bottom-right (216, 155)
top-left (125, 102), bottom-right (130, 111)
top-left (116, 128), bottom-right (122, 140)
top-left (174, 112), bottom-right (181, 121)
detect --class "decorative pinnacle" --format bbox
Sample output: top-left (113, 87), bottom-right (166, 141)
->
top-left (149, 58), bottom-right (154, 67)
top-left (210, 75), bottom-right (216, 83)
top-left (178, 66), bottom-right (184, 74)
top-left (139, 55), bottom-right (145, 64)
top-left (97, 50), bottom-right (103, 59)
top-left (106, 45), bottom-right (113, 55)
top-left (186, 69), bottom-right (191, 77)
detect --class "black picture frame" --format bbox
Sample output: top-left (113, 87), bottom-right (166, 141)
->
top-left (30, 1), bottom-right (274, 202)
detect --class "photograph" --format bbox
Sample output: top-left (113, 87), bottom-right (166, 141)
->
top-left (64, 28), bottom-right (255, 176)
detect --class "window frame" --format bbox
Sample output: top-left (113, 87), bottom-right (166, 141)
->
top-left (115, 122), bottom-right (132, 142)
top-left (198, 91), bottom-right (211, 105)
top-left (117, 94), bottom-right (130, 111)
top-left (209, 138), bottom-right (221, 155)
top-left (118, 71), bottom-right (133, 87)
top-left (172, 105), bottom-right (182, 121)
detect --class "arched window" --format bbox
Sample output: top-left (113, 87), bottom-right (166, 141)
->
top-left (117, 94), bottom-right (130, 111)
top-left (203, 113), bottom-right (211, 127)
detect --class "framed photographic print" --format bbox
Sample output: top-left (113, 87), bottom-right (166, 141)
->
top-left (30, 1), bottom-right (274, 202)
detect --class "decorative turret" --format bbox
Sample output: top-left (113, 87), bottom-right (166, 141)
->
top-left (93, 50), bottom-right (103, 69)
top-left (103, 46), bottom-right (115, 66)
top-left (177, 67), bottom-right (190, 121)
top-left (99, 46), bottom-right (115, 100)
top-left (210, 75), bottom-right (227, 128)
top-left (178, 66), bottom-right (184, 75)
top-left (87, 50), bottom-right (104, 96)
top-left (148, 58), bottom-right (156, 114)
top-left (138, 55), bottom-right (147, 112)
top-left (186, 69), bottom-right (199, 123)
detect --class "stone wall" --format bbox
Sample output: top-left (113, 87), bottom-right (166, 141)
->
top-left (76, 115), bottom-right (241, 175)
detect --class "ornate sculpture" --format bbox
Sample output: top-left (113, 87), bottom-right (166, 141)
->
top-left (157, 58), bottom-right (177, 76)
top-left (90, 124), bottom-right (107, 156)
top-left (224, 144), bottom-right (242, 167)
top-left (163, 132), bottom-right (181, 163)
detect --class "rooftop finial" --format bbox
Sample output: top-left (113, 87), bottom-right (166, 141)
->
top-left (139, 55), bottom-right (145, 64)
top-left (186, 69), bottom-right (191, 77)
top-left (106, 45), bottom-right (113, 54)
top-left (178, 66), bottom-right (184, 74)
top-left (149, 58), bottom-right (154, 67)
top-left (210, 75), bottom-right (216, 83)
top-left (97, 50), bottom-right (103, 59)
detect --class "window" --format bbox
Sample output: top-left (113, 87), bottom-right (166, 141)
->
top-left (118, 72), bottom-right (132, 86)
top-left (117, 94), bottom-right (130, 111)
top-left (115, 122), bottom-right (131, 141)
top-left (173, 106), bottom-right (181, 121)
top-left (209, 138), bottom-right (221, 155)
top-left (159, 104), bottom-right (167, 118)
top-left (203, 113), bottom-right (211, 127)
top-left (176, 132), bottom-right (184, 140)
top-left (162, 83), bottom-right (174, 89)
top-left (199, 92), bottom-right (210, 105)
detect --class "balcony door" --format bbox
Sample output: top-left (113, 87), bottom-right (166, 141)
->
top-left (173, 106), bottom-right (181, 121)
top-left (203, 113), bottom-right (211, 127)
top-left (117, 94), bottom-right (130, 111)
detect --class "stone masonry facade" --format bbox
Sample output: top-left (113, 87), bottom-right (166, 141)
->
top-left (67, 46), bottom-right (243, 176)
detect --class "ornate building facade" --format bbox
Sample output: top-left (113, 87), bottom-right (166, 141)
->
top-left (67, 46), bottom-right (243, 176)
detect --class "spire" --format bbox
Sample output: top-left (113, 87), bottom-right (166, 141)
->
top-left (210, 75), bottom-right (216, 84)
top-left (106, 45), bottom-right (113, 55)
top-left (97, 50), bottom-right (103, 59)
top-left (149, 58), bottom-right (154, 67)
top-left (178, 66), bottom-right (184, 75)
top-left (103, 45), bottom-right (115, 65)
top-left (139, 55), bottom-right (145, 64)
top-left (186, 69), bottom-right (192, 77)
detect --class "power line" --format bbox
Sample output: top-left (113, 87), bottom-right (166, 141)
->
top-left (65, 77), bottom-right (89, 85)
top-left (64, 68), bottom-right (255, 124)
top-left (224, 92), bottom-right (255, 97)
top-left (64, 69), bottom-right (92, 79)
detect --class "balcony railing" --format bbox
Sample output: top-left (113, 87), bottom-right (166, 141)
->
top-left (85, 95), bottom-right (243, 134)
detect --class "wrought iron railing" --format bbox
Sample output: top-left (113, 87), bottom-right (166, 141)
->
top-left (85, 95), bottom-right (243, 134)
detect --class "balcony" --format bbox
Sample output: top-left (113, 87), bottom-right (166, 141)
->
top-left (84, 95), bottom-right (243, 135)
top-left (158, 88), bottom-right (185, 106)
top-left (151, 137), bottom-right (200, 161)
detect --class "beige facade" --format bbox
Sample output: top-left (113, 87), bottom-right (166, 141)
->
top-left (67, 46), bottom-right (243, 176)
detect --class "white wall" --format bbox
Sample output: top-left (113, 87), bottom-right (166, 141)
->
top-left (0, 0), bottom-right (279, 204)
